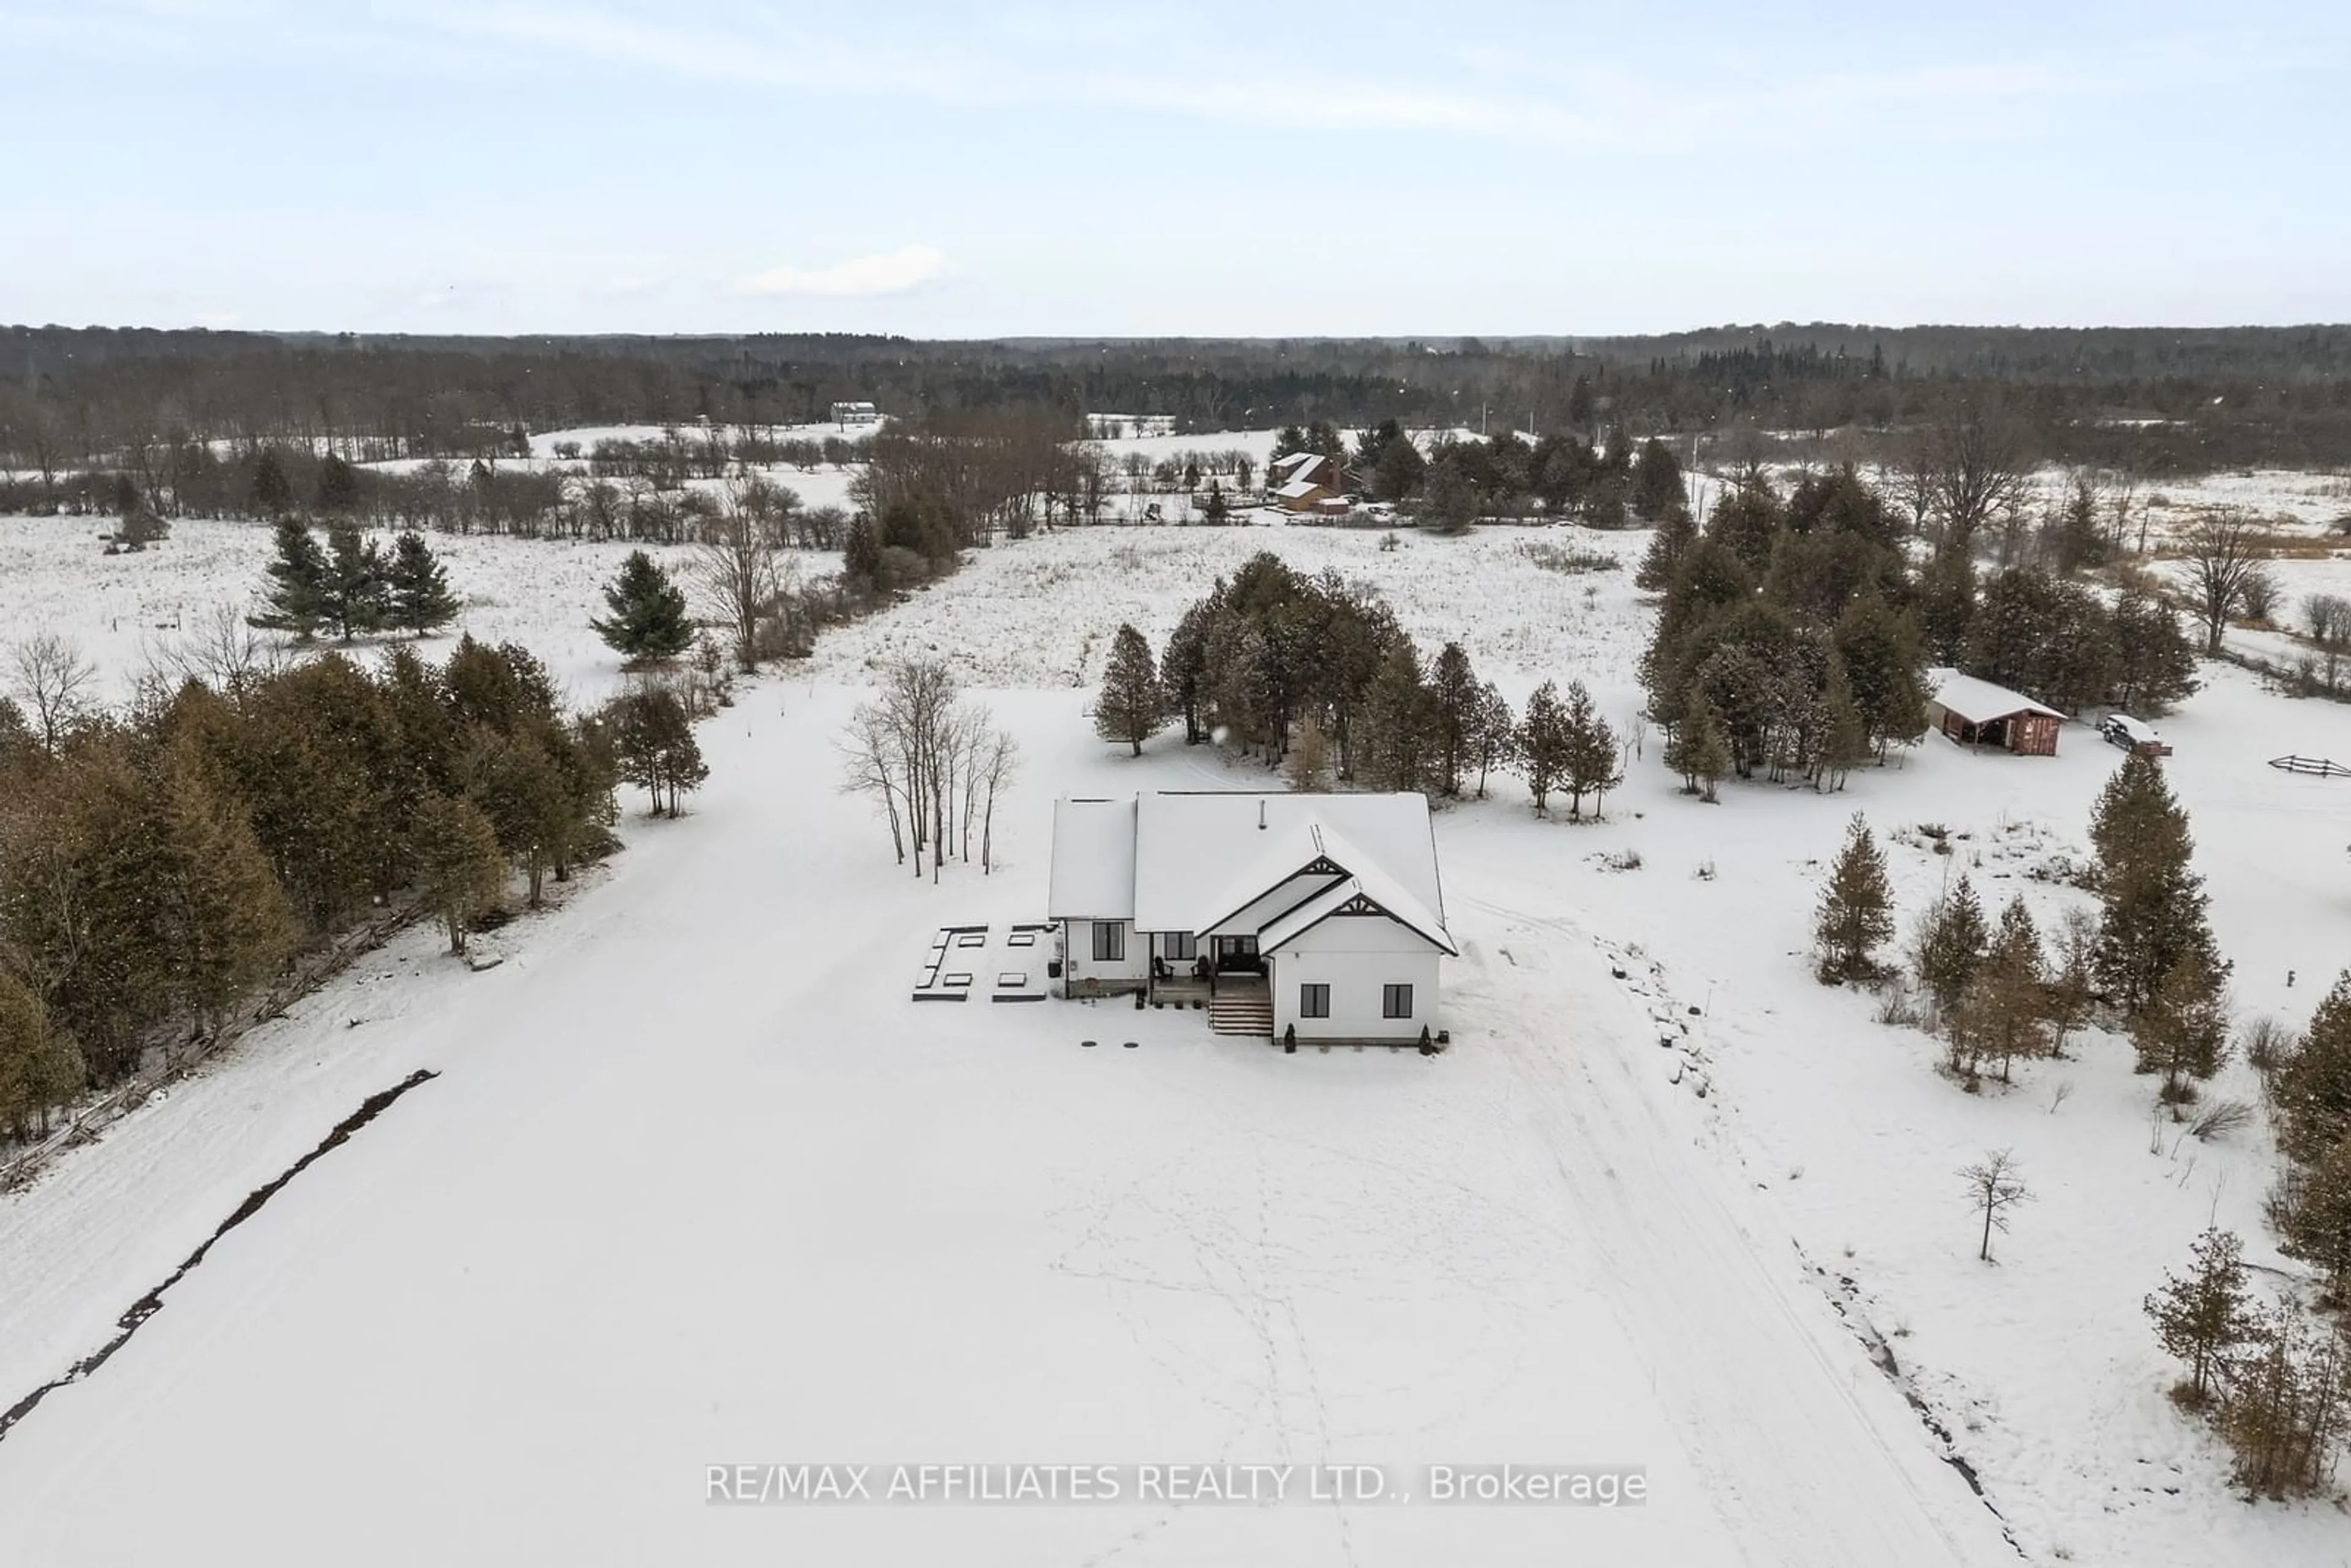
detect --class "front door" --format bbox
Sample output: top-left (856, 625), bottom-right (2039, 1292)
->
top-left (1213, 936), bottom-right (1261, 973)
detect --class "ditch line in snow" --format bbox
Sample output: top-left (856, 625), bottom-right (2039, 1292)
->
top-left (0, 1069), bottom-right (441, 1447)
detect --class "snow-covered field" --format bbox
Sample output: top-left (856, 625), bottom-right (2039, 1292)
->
top-left (4, 459), bottom-right (2351, 1565)
top-left (0, 512), bottom-right (843, 706)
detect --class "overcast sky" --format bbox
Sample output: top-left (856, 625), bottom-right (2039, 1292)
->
top-left (4, 1), bottom-right (2345, 336)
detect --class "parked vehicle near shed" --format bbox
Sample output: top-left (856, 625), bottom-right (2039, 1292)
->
top-left (2098, 713), bottom-right (2173, 756)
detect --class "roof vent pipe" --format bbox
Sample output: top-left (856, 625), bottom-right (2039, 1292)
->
top-left (1258, 799), bottom-right (1267, 830)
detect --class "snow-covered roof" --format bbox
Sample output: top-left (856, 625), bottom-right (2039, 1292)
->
top-left (1046, 798), bottom-right (1138, 918)
top-left (1927, 669), bottom-right (2063, 723)
top-left (1274, 477), bottom-right (1327, 500)
top-left (1269, 451), bottom-right (1318, 475)
top-left (1131, 792), bottom-right (1446, 936)
top-left (1258, 872), bottom-right (1458, 957)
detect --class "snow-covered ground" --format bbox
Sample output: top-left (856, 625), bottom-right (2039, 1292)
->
top-left (5, 464), bottom-right (2351, 1564)
top-left (814, 522), bottom-right (1649, 705)
top-left (0, 512), bottom-right (842, 706)
top-left (0, 685), bottom-right (2010, 1567)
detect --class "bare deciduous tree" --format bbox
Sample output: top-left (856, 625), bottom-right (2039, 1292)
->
top-left (979, 729), bottom-right (1018, 876)
top-left (162, 602), bottom-right (283, 707)
top-left (1920, 403), bottom-right (2033, 562)
top-left (2301, 593), bottom-right (2351, 688)
top-left (694, 498), bottom-right (782, 671)
top-left (2177, 511), bottom-right (2274, 655)
top-left (838, 660), bottom-right (1015, 883)
top-left (1959, 1149), bottom-right (2032, 1263)
top-left (8, 632), bottom-right (96, 755)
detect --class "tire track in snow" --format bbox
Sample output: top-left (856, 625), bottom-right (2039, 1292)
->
top-left (1455, 892), bottom-right (2009, 1568)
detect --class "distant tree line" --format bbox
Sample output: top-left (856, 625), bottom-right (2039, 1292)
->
top-left (12, 324), bottom-right (2351, 490)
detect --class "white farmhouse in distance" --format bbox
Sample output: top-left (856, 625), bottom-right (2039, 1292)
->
top-left (1048, 791), bottom-right (1455, 1046)
top-left (829, 400), bottom-right (880, 426)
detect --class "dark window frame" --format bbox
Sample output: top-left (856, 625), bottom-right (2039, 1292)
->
top-left (1300, 983), bottom-right (1330, 1019)
top-left (1163, 931), bottom-right (1196, 962)
top-left (1382, 983), bottom-right (1414, 1019)
top-left (1092, 922), bottom-right (1125, 962)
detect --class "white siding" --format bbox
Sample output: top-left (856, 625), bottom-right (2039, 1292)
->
top-left (1062, 919), bottom-right (1149, 991)
top-left (1271, 947), bottom-right (1441, 1042)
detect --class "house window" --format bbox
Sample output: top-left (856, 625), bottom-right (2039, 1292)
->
top-left (1092, 923), bottom-right (1125, 962)
top-left (1163, 932), bottom-right (1196, 962)
top-left (1300, 983), bottom-right (1330, 1019)
top-left (1382, 983), bottom-right (1414, 1019)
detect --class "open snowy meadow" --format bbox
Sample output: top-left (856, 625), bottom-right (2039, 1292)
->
top-left (2, 459), bottom-right (2349, 1566)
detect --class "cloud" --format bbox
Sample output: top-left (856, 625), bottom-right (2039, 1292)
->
top-left (733, 245), bottom-right (947, 300)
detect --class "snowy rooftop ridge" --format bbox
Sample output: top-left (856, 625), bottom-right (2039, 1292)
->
top-left (1046, 797), bottom-right (1138, 918)
top-left (1925, 667), bottom-right (2064, 723)
top-left (1048, 790), bottom-right (1449, 943)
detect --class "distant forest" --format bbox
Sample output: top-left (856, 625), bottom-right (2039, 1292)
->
top-left (7, 323), bottom-right (2351, 478)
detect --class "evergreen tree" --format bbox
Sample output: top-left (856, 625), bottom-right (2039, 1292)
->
top-left (842, 511), bottom-right (883, 590)
top-left (154, 744), bottom-right (294, 1035)
top-left (1359, 642), bottom-right (1437, 793)
top-left (1428, 641), bottom-right (1479, 797)
top-left (1419, 461), bottom-right (1477, 535)
top-left (320, 519), bottom-right (388, 642)
top-left (0, 970), bottom-right (81, 1138)
top-left (1373, 437), bottom-right (1425, 502)
top-left (545, 716), bottom-right (620, 884)
top-left (1518, 680), bottom-right (1572, 815)
top-left (1094, 623), bottom-right (1166, 756)
top-left (1706, 484), bottom-right (1783, 574)
top-left (410, 793), bottom-right (506, 955)
top-left (1201, 481), bottom-right (1229, 525)
top-left (2109, 590), bottom-right (2199, 715)
top-left (2279, 1137), bottom-right (2351, 1299)
top-left (317, 452), bottom-right (362, 514)
top-left (2276, 970), bottom-right (2351, 1165)
top-left (1914, 874), bottom-right (1989, 1019)
top-left (250, 448), bottom-right (293, 517)
top-left (590, 550), bottom-right (695, 664)
top-left (2132, 946), bottom-right (2231, 1103)
top-left (463, 727), bottom-right (569, 906)
top-left (1813, 658), bottom-right (1872, 792)
top-left (1663, 689), bottom-right (1730, 802)
top-left (2144, 1228), bottom-right (2254, 1406)
top-left (384, 530), bottom-right (460, 636)
top-left (1815, 814), bottom-right (1895, 985)
top-left (1468, 682), bottom-right (1515, 799)
top-left (1631, 438), bottom-right (1685, 522)
top-left (1284, 715), bottom-right (1330, 792)
top-left (2090, 751), bottom-right (2222, 1014)
top-left (115, 480), bottom-right (169, 550)
top-left (609, 685), bottom-right (707, 816)
top-left (2045, 909), bottom-right (2099, 1057)
top-left (1559, 678), bottom-right (1621, 820)
top-left (1161, 592), bottom-right (1219, 745)
top-left (1920, 552), bottom-right (1976, 664)
top-left (1947, 898), bottom-right (2051, 1082)
top-left (1834, 591), bottom-right (1930, 759)
top-left (1635, 505), bottom-right (1698, 593)
top-left (249, 516), bottom-right (329, 640)
top-left (1965, 569), bottom-right (2119, 716)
